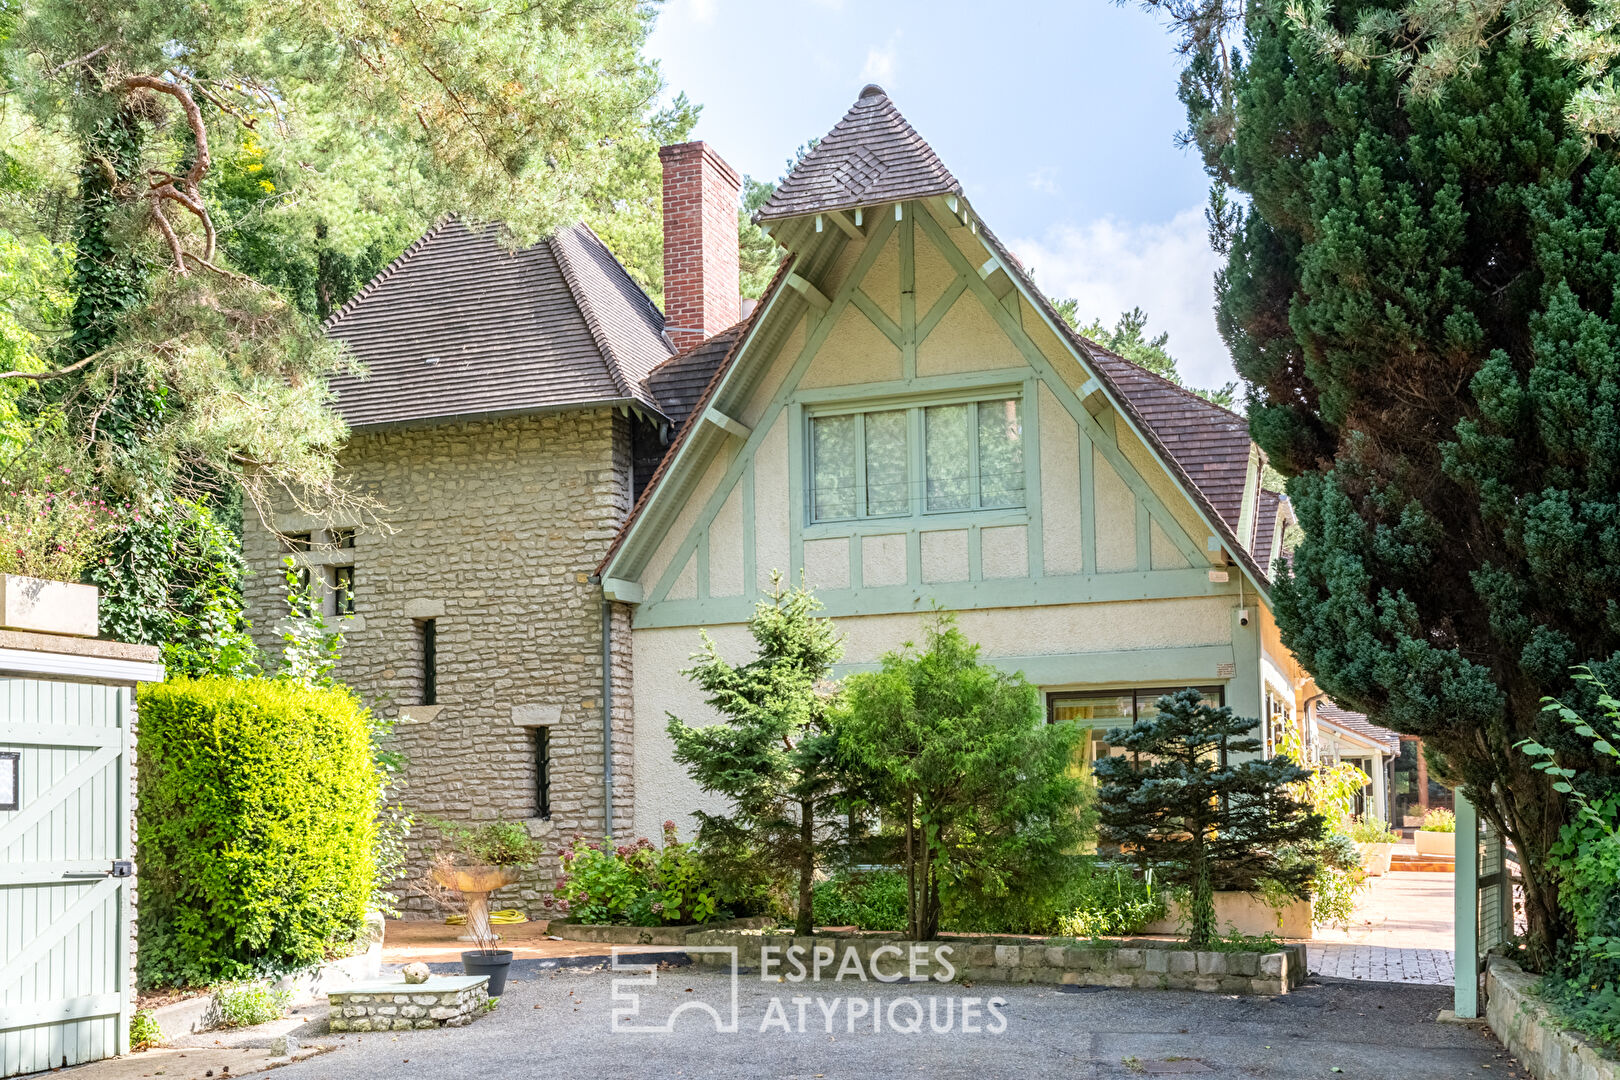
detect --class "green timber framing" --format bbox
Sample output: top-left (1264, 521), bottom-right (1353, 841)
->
top-left (602, 195), bottom-right (1275, 710)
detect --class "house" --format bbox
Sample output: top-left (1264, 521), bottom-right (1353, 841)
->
top-left (599, 85), bottom-right (1318, 842)
top-left (240, 142), bottom-right (749, 910)
top-left (243, 86), bottom-right (1327, 911)
top-left (1308, 698), bottom-right (1401, 822)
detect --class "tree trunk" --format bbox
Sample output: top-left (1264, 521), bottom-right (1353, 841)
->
top-left (1187, 825), bottom-right (1216, 949)
top-left (905, 793), bottom-right (920, 942)
top-left (795, 796), bottom-right (815, 936)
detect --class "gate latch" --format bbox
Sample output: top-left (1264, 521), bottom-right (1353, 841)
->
top-left (110, 860), bottom-right (133, 878)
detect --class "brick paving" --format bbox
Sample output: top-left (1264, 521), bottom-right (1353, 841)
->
top-left (1307, 864), bottom-right (1457, 985)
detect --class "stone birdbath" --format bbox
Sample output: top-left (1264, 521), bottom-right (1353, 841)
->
top-left (432, 863), bottom-right (522, 944)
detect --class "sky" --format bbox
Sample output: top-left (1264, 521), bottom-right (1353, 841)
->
top-left (645, 0), bottom-right (1237, 391)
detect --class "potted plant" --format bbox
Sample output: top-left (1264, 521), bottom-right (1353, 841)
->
top-left (1413, 807), bottom-right (1456, 857)
top-left (0, 482), bottom-right (115, 637)
top-left (421, 821), bottom-right (546, 996)
top-left (1347, 816), bottom-right (1400, 876)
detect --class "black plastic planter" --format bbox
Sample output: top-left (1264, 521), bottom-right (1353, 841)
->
top-left (461, 949), bottom-right (514, 997)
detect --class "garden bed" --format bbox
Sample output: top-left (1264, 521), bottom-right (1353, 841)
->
top-left (548, 914), bottom-right (775, 946)
top-left (682, 928), bottom-right (1308, 995)
top-left (1486, 956), bottom-right (1620, 1080)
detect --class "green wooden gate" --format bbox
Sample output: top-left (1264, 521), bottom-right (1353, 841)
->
top-left (0, 649), bottom-right (158, 1077)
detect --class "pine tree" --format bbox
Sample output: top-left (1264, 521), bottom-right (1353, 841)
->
top-left (1093, 689), bottom-right (1325, 948)
top-left (668, 579), bottom-right (846, 936)
top-left (1206, 0), bottom-right (1620, 960)
top-left (839, 614), bottom-right (1088, 941)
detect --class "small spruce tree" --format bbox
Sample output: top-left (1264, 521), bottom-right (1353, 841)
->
top-left (668, 579), bottom-right (845, 935)
top-left (1094, 689), bottom-right (1326, 947)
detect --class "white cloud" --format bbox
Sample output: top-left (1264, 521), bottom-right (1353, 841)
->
top-left (1027, 167), bottom-right (1059, 195)
top-left (860, 39), bottom-right (898, 85)
top-left (1009, 207), bottom-right (1238, 391)
top-left (685, 0), bottom-right (718, 23)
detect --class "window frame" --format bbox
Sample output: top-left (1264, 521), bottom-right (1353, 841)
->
top-left (805, 389), bottom-right (1027, 526)
top-left (534, 727), bottom-right (551, 820)
top-left (1045, 685), bottom-right (1228, 765)
top-left (330, 565), bottom-right (355, 616)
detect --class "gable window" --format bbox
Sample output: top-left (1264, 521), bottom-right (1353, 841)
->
top-left (808, 396), bottom-right (1023, 523)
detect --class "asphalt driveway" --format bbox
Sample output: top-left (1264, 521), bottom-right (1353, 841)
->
top-left (272, 960), bottom-right (1508, 1080)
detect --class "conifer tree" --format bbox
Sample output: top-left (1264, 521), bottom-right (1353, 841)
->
top-left (1093, 689), bottom-right (1325, 948)
top-left (668, 580), bottom-right (846, 936)
top-left (1189, 0), bottom-right (1620, 960)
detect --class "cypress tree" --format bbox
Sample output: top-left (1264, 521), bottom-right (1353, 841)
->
top-left (1212, 0), bottom-right (1620, 958)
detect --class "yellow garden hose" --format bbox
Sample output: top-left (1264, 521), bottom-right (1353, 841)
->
top-left (445, 910), bottom-right (528, 925)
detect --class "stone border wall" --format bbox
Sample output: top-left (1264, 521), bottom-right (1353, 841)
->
top-left (682, 930), bottom-right (1307, 995)
top-left (1487, 956), bottom-right (1619, 1080)
top-left (550, 915), bottom-right (775, 946)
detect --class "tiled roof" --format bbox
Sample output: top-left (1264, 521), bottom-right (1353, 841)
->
top-left (1316, 700), bottom-right (1401, 751)
top-left (755, 85), bottom-right (961, 222)
top-left (1253, 490), bottom-right (1282, 572)
top-left (1086, 350), bottom-right (1253, 532)
top-left (324, 220), bottom-right (670, 428)
top-left (642, 323), bottom-right (746, 430)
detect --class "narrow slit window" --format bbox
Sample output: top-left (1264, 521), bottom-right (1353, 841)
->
top-left (331, 565), bottom-right (354, 616)
top-left (421, 619), bottom-right (437, 706)
top-left (535, 727), bottom-right (551, 820)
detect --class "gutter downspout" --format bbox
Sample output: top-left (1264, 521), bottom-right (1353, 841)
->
top-left (588, 575), bottom-right (613, 840)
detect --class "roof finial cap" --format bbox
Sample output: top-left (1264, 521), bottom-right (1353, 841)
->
top-left (858, 83), bottom-right (886, 99)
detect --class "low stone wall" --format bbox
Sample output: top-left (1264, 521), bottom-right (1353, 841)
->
top-left (1487, 956), bottom-right (1619, 1080)
top-left (328, 975), bottom-right (489, 1031)
top-left (550, 915), bottom-right (775, 946)
top-left (682, 930), bottom-right (1307, 996)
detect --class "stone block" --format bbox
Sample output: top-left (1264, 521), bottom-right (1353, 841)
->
top-left (968, 945), bottom-right (995, 968)
top-left (401, 1005), bottom-right (427, 1019)
top-left (1193, 977), bottom-right (1221, 993)
top-left (429, 1006), bottom-right (459, 1020)
top-left (1259, 952), bottom-right (1285, 977)
top-left (1107, 972), bottom-right (1136, 988)
top-left (1044, 946), bottom-right (1068, 967)
top-left (1145, 949), bottom-right (1170, 974)
top-left (1167, 951), bottom-right (1197, 975)
top-left (1020, 946), bottom-right (1044, 968)
top-left (412, 994), bottom-right (439, 1006)
top-left (350, 1018), bottom-right (374, 1031)
top-left (1062, 946), bottom-right (1095, 970)
top-left (376, 1005), bottom-right (398, 1016)
top-left (1114, 948), bottom-right (1145, 970)
top-left (1196, 951), bottom-right (1227, 976)
top-left (330, 1020), bottom-right (350, 1032)
top-left (392, 1018), bottom-right (415, 1031)
top-left (994, 946), bottom-right (1020, 967)
top-left (1227, 952), bottom-right (1260, 976)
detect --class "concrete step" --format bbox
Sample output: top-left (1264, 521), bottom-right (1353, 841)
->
top-left (1390, 854), bottom-right (1455, 872)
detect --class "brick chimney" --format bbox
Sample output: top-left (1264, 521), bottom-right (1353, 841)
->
top-left (659, 141), bottom-right (741, 352)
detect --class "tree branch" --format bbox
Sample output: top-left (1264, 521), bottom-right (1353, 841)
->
top-left (0, 346), bottom-right (110, 382)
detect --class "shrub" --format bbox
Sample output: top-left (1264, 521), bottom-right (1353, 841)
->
top-left (839, 613), bottom-right (1090, 940)
top-left (128, 1010), bottom-right (162, 1051)
top-left (551, 823), bottom-right (723, 927)
top-left (213, 982), bottom-right (292, 1028)
top-left (1421, 808), bottom-right (1457, 833)
top-left (1053, 864), bottom-right (1168, 938)
top-left (137, 677), bottom-right (380, 987)
top-left (0, 476), bottom-right (118, 581)
top-left (436, 820), bottom-right (547, 868)
top-left (1347, 817), bottom-right (1401, 844)
top-left (812, 871), bottom-right (909, 932)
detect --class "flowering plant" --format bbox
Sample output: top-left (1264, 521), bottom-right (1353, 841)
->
top-left (0, 473), bottom-right (119, 581)
top-left (549, 821), bottom-right (721, 927)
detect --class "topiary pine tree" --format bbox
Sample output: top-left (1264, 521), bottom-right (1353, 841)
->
top-left (1205, 0), bottom-right (1620, 961)
top-left (668, 578), bottom-right (846, 936)
top-left (1093, 689), bottom-right (1326, 948)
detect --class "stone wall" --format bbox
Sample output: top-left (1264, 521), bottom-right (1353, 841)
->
top-left (241, 408), bottom-right (640, 915)
top-left (1487, 956), bottom-right (1619, 1080)
top-left (328, 976), bottom-right (490, 1030)
top-left (682, 930), bottom-right (1308, 996)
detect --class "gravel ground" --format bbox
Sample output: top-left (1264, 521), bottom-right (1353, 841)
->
top-left (267, 958), bottom-right (1513, 1079)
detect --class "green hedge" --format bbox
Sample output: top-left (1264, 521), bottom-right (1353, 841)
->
top-left (137, 677), bottom-right (379, 987)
